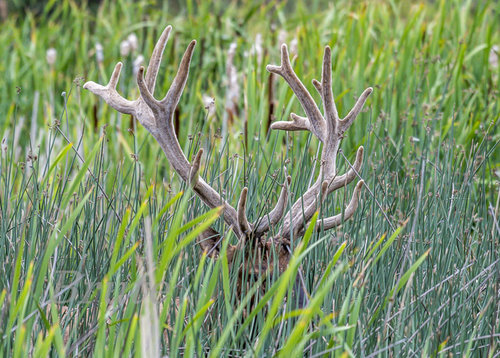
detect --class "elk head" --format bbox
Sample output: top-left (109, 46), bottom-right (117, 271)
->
top-left (84, 25), bottom-right (371, 301)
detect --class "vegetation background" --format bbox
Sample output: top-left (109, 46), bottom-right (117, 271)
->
top-left (0, 0), bottom-right (498, 356)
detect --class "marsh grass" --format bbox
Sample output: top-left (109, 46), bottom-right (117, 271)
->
top-left (0, 0), bottom-right (498, 356)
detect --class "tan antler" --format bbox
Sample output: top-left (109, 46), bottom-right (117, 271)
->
top-left (84, 26), bottom-right (372, 296)
top-left (267, 44), bottom-right (371, 239)
top-left (84, 26), bottom-right (243, 241)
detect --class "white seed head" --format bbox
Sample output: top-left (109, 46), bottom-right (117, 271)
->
top-left (133, 55), bottom-right (144, 75)
top-left (278, 30), bottom-right (287, 47)
top-left (254, 33), bottom-right (263, 65)
top-left (225, 43), bottom-right (239, 110)
top-left (46, 48), bottom-right (57, 66)
top-left (202, 94), bottom-right (214, 108)
top-left (489, 45), bottom-right (498, 69)
top-left (95, 42), bottom-right (104, 63)
top-left (290, 38), bottom-right (298, 56)
top-left (120, 40), bottom-right (131, 56)
top-left (202, 94), bottom-right (216, 119)
top-left (226, 43), bottom-right (237, 70)
top-left (228, 67), bottom-right (239, 102)
top-left (127, 33), bottom-right (138, 52)
top-left (228, 42), bottom-right (237, 55)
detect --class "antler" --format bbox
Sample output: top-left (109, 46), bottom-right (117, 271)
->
top-left (84, 26), bottom-right (243, 240)
top-left (84, 26), bottom-right (371, 269)
top-left (267, 44), bottom-right (371, 239)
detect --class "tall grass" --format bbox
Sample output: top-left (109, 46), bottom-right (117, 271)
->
top-left (0, 0), bottom-right (498, 356)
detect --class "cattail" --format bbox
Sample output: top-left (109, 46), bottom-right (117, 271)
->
top-left (95, 42), bottom-right (104, 64)
top-left (278, 30), bottom-right (287, 47)
top-left (46, 48), bottom-right (57, 66)
top-left (120, 40), bottom-right (131, 57)
top-left (222, 42), bottom-right (239, 142)
top-left (489, 45), bottom-right (498, 69)
top-left (127, 33), bottom-right (138, 53)
top-left (290, 38), bottom-right (298, 57)
top-left (227, 43), bottom-right (239, 106)
top-left (133, 55), bottom-right (144, 75)
top-left (254, 33), bottom-right (263, 65)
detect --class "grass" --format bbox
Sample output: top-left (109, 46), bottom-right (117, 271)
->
top-left (0, 0), bottom-right (498, 356)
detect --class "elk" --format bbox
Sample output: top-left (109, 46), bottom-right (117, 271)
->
top-left (84, 25), bottom-right (371, 301)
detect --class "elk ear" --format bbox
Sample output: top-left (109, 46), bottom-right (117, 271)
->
top-left (198, 227), bottom-right (239, 266)
top-left (197, 227), bottom-right (221, 258)
top-left (225, 244), bottom-right (238, 265)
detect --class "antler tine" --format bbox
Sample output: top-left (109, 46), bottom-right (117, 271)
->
top-left (137, 66), bottom-right (162, 115)
top-left (338, 87), bottom-right (373, 134)
top-left (270, 113), bottom-right (311, 132)
top-left (238, 188), bottom-right (252, 235)
top-left (312, 79), bottom-right (322, 95)
top-left (189, 148), bottom-right (203, 185)
top-left (317, 180), bottom-right (364, 231)
top-left (267, 44), bottom-right (326, 142)
top-left (145, 25), bottom-right (172, 93)
top-left (83, 62), bottom-right (136, 115)
top-left (108, 62), bottom-right (122, 89)
top-left (291, 181), bottom-right (328, 238)
top-left (161, 41), bottom-right (197, 110)
top-left (327, 146), bottom-right (364, 195)
top-left (319, 46), bottom-right (339, 127)
top-left (254, 173), bottom-right (292, 236)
